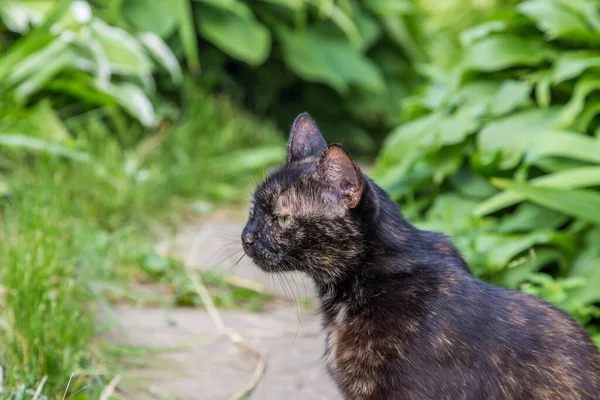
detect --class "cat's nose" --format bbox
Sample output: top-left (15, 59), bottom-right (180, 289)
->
top-left (243, 233), bottom-right (255, 246)
top-left (242, 230), bottom-right (257, 257)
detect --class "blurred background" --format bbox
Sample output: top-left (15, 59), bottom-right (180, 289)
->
top-left (1, 0), bottom-right (600, 398)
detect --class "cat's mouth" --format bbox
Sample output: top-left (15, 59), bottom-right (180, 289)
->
top-left (245, 248), bottom-right (291, 274)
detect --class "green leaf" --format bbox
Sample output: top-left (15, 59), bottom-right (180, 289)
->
top-left (354, 9), bottom-right (381, 50)
top-left (497, 203), bottom-right (567, 233)
top-left (138, 32), bottom-right (183, 84)
top-left (500, 248), bottom-right (562, 289)
top-left (525, 131), bottom-right (600, 165)
top-left (90, 20), bottom-right (153, 75)
top-left (477, 107), bottom-right (560, 169)
top-left (375, 112), bottom-right (442, 171)
top-left (177, 0), bottom-right (200, 73)
top-left (519, 0), bottom-right (594, 41)
top-left (491, 178), bottom-right (600, 225)
top-left (0, 1), bottom-right (33, 33)
top-left (197, 4), bottom-right (270, 66)
top-left (535, 71), bottom-right (552, 107)
top-left (490, 80), bottom-right (533, 116)
top-left (0, 133), bottom-right (94, 164)
top-left (277, 26), bottom-right (385, 93)
top-left (463, 34), bottom-right (553, 72)
top-left (476, 166), bottom-right (600, 216)
top-left (483, 231), bottom-right (555, 272)
top-left (567, 229), bottom-right (600, 305)
top-left (210, 146), bottom-right (285, 174)
top-left (551, 51), bottom-right (600, 84)
top-left (450, 169), bottom-right (498, 199)
top-left (559, 75), bottom-right (600, 127)
top-left (122, 0), bottom-right (179, 38)
top-left (99, 82), bottom-right (155, 127)
top-left (459, 21), bottom-right (507, 46)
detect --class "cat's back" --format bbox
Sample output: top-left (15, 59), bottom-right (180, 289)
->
top-left (323, 264), bottom-right (600, 399)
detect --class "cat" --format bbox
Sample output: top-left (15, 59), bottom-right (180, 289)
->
top-left (242, 113), bottom-right (600, 400)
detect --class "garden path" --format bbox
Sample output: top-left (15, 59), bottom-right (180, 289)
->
top-left (103, 210), bottom-right (340, 399)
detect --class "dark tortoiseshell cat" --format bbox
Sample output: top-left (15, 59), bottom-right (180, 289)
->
top-left (242, 113), bottom-right (600, 400)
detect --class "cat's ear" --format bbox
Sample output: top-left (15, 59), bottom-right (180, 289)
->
top-left (316, 144), bottom-right (363, 208)
top-left (288, 113), bottom-right (327, 163)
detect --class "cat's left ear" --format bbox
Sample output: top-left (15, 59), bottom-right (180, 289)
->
top-left (288, 113), bottom-right (327, 163)
top-left (316, 144), bottom-right (363, 208)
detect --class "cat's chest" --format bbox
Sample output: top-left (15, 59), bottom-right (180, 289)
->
top-left (323, 308), bottom-right (402, 399)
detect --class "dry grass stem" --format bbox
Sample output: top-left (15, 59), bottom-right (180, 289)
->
top-left (188, 271), bottom-right (268, 400)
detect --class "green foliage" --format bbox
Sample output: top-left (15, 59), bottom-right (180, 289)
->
top-left (375, 0), bottom-right (600, 341)
top-left (0, 0), bottom-right (181, 127)
top-left (119, 0), bottom-right (425, 154)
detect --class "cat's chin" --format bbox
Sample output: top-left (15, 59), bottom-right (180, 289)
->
top-left (247, 255), bottom-right (288, 274)
top-left (252, 260), bottom-right (283, 273)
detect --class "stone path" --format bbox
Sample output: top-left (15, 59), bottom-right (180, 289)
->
top-left (103, 213), bottom-right (339, 399)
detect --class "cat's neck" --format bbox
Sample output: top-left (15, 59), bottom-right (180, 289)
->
top-left (314, 180), bottom-right (457, 324)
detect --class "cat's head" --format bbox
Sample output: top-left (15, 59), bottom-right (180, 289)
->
top-left (241, 113), bottom-right (368, 283)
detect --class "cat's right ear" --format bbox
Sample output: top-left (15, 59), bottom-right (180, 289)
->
top-left (288, 113), bottom-right (327, 163)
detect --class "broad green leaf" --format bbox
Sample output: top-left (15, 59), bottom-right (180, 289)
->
top-left (477, 107), bottom-right (560, 169)
top-left (431, 145), bottom-right (464, 184)
top-left (483, 231), bottom-right (555, 272)
top-left (436, 103), bottom-right (484, 145)
top-left (122, 0), bottom-right (179, 38)
top-left (500, 248), bottom-right (562, 289)
top-left (567, 255), bottom-right (600, 305)
top-left (197, 5), bottom-right (270, 66)
top-left (0, 0), bottom-right (71, 79)
top-left (463, 34), bottom-right (553, 72)
top-left (91, 20), bottom-right (153, 75)
top-left (567, 230), bottom-right (600, 305)
top-left (579, 0), bottom-right (600, 31)
top-left (519, 0), bottom-right (594, 41)
top-left (100, 82), bottom-right (155, 127)
top-left (476, 166), bottom-right (600, 216)
top-left (354, 10), bottom-right (381, 50)
top-left (450, 169), bottom-right (498, 199)
top-left (376, 112), bottom-right (442, 169)
top-left (492, 178), bottom-right (600, 225)
top-left (497, 203), bottom-right (567, 233)
top-left (552, 51), bottom-right (600, 84)
top-left (277, 27), bottom-right (384, 93)
top-left (210, 146), bottom-right (285, 174)
top-left (5, 37), bottom-right (70, 86)
top-left (559, 75), bottom-right (600, 127)
top-left (312, 1), bottom-right (362, 47)
top-left (425, 193), bottom-right (480, 228)
top-left (13, 50), bottom-right (75, 101)
top-left (138, 32), bottom-right (183, 84)
top-left (459, 21), bottom-right (506, 46)
top-left (574, 101), bottom-right (600, 132)
top-left (0, 1), bottom-right (32, 33)
top-left (490, 80), bottom-right (533, 116)
top-left (526, 131), bottom-right (600, 164)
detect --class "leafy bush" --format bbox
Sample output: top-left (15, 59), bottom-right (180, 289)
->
top-left (0, 0), bottom-right (180, 127)
top-left (119, 0), bottom-right (426, 154)
top-left (375, 0), bottom-right (600, 343)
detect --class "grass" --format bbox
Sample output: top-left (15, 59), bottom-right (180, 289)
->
top-left (0, 87), bottom-right (284, 398)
